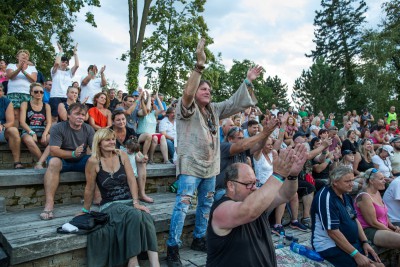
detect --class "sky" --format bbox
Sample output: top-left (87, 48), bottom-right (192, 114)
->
top-left (70, 0), bottom-right (386, 97)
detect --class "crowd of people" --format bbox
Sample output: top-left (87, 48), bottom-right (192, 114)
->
top-left (1, 39), bottom-right (400, 267)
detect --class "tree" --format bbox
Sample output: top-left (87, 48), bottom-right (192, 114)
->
top-left (0, 0), bottom-right (100, 77)
top-left (292, 57), bottom-right (343, 116)
top-left (308, 0), bottom-right (367, 111)
top-left (142, 0), bottom-right (213, 97)
top-left (124, 0), bottom-right (152, 92)
top-left (262, 76), bottom-right (290, 112)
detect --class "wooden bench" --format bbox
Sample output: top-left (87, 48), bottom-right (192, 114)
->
top-left (0, 192), bottom-right (194, 266)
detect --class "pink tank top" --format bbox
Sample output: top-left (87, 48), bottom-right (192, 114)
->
top-left (355, 192), bottom-right (388, 228)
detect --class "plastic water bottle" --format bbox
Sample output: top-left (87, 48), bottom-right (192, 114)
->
top-left (276, 231), bottom-right (285, 249)
top-left (290, 242), bottom-right (324, 262)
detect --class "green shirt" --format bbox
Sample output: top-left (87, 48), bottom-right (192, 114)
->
top-left (299, 110), bottom-right (308, 118)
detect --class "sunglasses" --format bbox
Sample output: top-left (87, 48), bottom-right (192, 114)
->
top-left (227, 126), bottom-right (242, 137)
top-left (33, 90), bottom-right (44, 94)
top-left (367, 168), bottom-right (378, 180)
top-left (207, 118), bottom-right (217, 135)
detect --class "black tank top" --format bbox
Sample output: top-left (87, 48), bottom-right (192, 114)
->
top-left (96, 155), bottom-right (132, 205)
top-left (206, 196), bottom-right (277, 267)
top-left (358, 156), bottom-right (374, 172)
top-left (26, 101), bottom-right (46, 129)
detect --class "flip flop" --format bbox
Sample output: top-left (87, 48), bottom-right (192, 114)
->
top-left (40, 210), bottom-right (54, 220)
top-left (14, 162), bottom-right (24, 169)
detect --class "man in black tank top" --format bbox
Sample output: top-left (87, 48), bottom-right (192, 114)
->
top-left (207, 145), bottom-right (308, 267)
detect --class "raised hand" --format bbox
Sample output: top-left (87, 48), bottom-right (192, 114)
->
top-left (246, 65), bottom-right (263, 82)
top-left (73, 43), bottom-right (78, 54)
top-left (288, 144), bottom-right (308, 176)
top-left (272, 147), bottom-right (295, 178)
top-left (262, 118), bottom-right (279, 136)
top-left (196, 38), bottom-right (206, 66)
top-left (100, 65), bottom-right (106, 74)
top-left (57, 42), bottom-right (63, 53)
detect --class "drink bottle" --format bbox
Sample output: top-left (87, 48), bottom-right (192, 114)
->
top-left (290, 242), bottom-right (324, 262)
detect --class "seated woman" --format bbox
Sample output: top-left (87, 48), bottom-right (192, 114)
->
top-left (311, 137), bottom-right (337, 191)
top-left (341, 130), bottom-right (358, 154)
top-left (310, 117), bottom-right (321, 139)
top-left (88, 92), bottom-right (112, 130)
top-left (371, 125), bottom-right (389, 149)
top-left (355, 168), bottom-right (400, 249)
top-left (83, 129), bottom-right (160, 267)
top-left (137, 91), bottom-right (170, 164)
top-left (354, 138), bottom-right (375, 176)
top-left (339, 150), bottom-right (364, 193)
top-left (283, 115), bottom-right (297, 146)
top-left (311, 166), bottom-right (383, 267)
top-left (372, 145), bottom-right (394, 183)
top-left (58, 86), bottom-right (88, 122)
top-left (19, 83), bottom-right (51, 169)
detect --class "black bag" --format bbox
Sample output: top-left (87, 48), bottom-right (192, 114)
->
top-left (57, 211), bottom-right (109, 235)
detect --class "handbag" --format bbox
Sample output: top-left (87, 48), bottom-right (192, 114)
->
top-left (57, 211), bottom-right (109, 234)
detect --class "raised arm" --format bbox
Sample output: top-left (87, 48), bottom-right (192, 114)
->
top-left (100, 65), bottom-right (106, 87)
top-left (71, 43), bottom-right (79, 75)
top-left (182, 38), bottom-right (206, 108)
top-left (52, 42), bottom-right (63, 74)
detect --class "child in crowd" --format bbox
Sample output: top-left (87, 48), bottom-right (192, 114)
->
top-left (123, 137), bottom-right (148, 177)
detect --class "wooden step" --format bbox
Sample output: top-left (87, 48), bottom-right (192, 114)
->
top-left (0, 192), bottom-right (194, 266)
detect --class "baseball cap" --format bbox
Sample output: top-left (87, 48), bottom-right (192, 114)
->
top-left (382, 145), bottom-right (394, 156)
top-left (342, 150), bottom-right (356, 156)
top-left (132, 91), bottom-right (139, 97)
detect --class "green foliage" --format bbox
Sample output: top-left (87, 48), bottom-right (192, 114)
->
top-left (308, 0), bottom-right (367, 111)
top-left (292, 57), bottom-right (343, 116)
top-left (262, 76), bottom-right (290, 112)
top-left (142, 0), bottom-right (213, 96)
top-left (202, 53), bottom-right (230, 102)
top-left (0, 0), bottom-right (100, 77)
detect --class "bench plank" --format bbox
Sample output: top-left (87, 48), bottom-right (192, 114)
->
top-left (0, 164), bottom-right (176, 187)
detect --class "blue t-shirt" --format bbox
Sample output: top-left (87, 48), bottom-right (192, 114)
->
top-left (0, 97), bottom-right (11, 124)
top-left (43, 90), bottom-right (50, 104)
top-left (311, 186), bottom-right (359, 252)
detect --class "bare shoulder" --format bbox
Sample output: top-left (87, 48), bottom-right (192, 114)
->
top-left (87, 156), bottom-right (99, 166)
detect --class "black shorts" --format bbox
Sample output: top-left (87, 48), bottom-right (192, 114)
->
top-left (49, 97), bottom-right (67, 117)
top-left (297, 179), bottom-right (316, 198)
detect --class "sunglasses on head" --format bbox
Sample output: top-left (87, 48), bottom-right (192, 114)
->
top-left (367, 168), bottom-right (378, 180)
top-left (33, 90), bottom-right (44, 94)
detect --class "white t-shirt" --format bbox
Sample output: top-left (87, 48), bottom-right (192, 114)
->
top-left (159, 117), bottom-right (176, 140)
top-left (50, 68), bottom-right (74, 98)
top-left (372, 155), bottom-right (392, 178)
top-left (390, 151), bottom-right (400, 174)
top-left (309, 125), bottom-right (321, 138)
top-left (383, 177), bottom-right (400, 223)
top-left (270, 108), bottom-right (279, 117)
top-left (254, 152), bottom-right (273, 186)
top-left (80, 77), bottom-right (102, 104)
top-left (6, 64), bottom-right (37, 94)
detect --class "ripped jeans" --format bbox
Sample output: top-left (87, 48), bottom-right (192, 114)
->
top-left (167, 174), bottom-right (215, 247)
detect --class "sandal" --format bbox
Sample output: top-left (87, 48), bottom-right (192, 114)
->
top-left (40, 210), bottom-right (54, 220)
top-left (14, 162), bottom-right (24, 169)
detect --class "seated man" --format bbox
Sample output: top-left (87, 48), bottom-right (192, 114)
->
top-left (218, 118), bottom-right (235, 142)
top-left (159, 107), bottom-right (176, 161)
top-left (311, 166), bottom-right (384, 267)
top-left (0, 84), bottom-right (23, 169)
top-left (383, 174), bottom-right (400, 227)
top-left (40, 103), bottom-right (95, 220)
top-left (243, 120), bottom-right (259, 138)
top-left (207, 145), bottom-right (307, 266)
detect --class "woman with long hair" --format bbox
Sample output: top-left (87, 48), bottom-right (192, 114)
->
top-left (355, 168), bottom-right (400, 249)
top-left (88, 92), bottom-right (112, 130)
top-left (354, 139), bottom-right (375, 176)
top-left (83, 129), bottom-right (159, 267)
top-left (284, 115), bottom-right (297, 146)
top-left (372, 146), bottom-right (394, 182)
top-left (310, 116), bottom-right (321, 138)
top-left (19, 83), bottom-right (51, 169)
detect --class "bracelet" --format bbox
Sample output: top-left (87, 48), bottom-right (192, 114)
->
top-left (195, 64), bottom-right (205, 70)
top-left (244, 78), bottom-right (254, 88)
top-left (279, 128), bottom-right (285, 133)
top-left (322, 151), bottom-right (328, 155)
top-left (272, 175), bottom-right (284, 183)
top-left (82, 207), bottom-right (90, 213)
top-left (29, 130), bottom-right (35, 136)
top-left (349, 249), bottom-right (358, 257)
top-left (22, 70), bottom-right (28, 76)
top-left (272, 172), bottom-right (286, 183)
top-left (287, 175), bottom-right (298, 180)
top-left (72, 151), bottom-right (76, 158)
top-left (133, 199), bottom-right (138, 205)
top-left (194, 65), bottom-right (203, 74)
top-left (361, 240), bottom-right (369, 244)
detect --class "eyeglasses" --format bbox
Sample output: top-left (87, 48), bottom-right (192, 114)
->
top-left (229, 180), bottom-right (257, 189)
top-left (367, 168), bottom-right (378, 180)
top-left (33, 90), bottom-right (44, 94)
top-left (227, 126), bottom-right (241, 137)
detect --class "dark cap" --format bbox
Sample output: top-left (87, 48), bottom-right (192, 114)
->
top-left (293, 132), bottom-right (309, 141)
top-left (342, 150), bottom-right (356, 156)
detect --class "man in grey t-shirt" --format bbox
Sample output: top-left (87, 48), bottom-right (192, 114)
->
top-left (40, 103), bottom-right (94, 220)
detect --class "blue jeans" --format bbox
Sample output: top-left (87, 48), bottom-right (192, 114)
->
top-left (166, 139), bottom-right (175, 160)
top-left (167, 174), bottom-right (215, 247)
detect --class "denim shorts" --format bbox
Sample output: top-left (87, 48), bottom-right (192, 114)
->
top-left (49, 97), bottom-right (67, 117)
top-left (46, 154), bottom-right (90, 172)
top-left (0, 129), bottom-right (6, 143)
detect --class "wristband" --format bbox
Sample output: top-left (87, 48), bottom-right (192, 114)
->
top-left (322, 151), bottom-right (328, 155)
top-left (279, 128), bottom-right (285, 133)
top-left (349, 249), bottom-right (358, 257)
top-left (325, 159), bottom-right (331, 164)
top-left (287, 175), bottom-right (298, 180)
top-left (194, 64), bottom-right (204, 74)
top-left (72, 151), bottom-right (76, 158)
top-left (272, 172), bottom-right (286, 183)
top-left (82, 207), bottom-right (90, 213)
top-left (29, 130), bottom-right (35, 136)
top-left (272, 175), bottom-right (284, 183)
top-left (361, 240), bottom-right (369, 244)
top-left (244, 78), bottom-right (254, 88)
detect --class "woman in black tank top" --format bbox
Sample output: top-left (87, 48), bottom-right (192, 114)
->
top-left (19, 83), bottom-right (52, 169)
top-left (354, 139), bottom-right (375, 175)
top-left (83, 129), bottom-right (159, 267)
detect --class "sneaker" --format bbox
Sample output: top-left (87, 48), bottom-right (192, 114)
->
top-left (301, 217), bottom-right (312, 229)
top-left (166, 245), bottom-right (182, 267)
top-left (290, 220), bottom-right (308, 232)
top-left (271, 224), bottom-right (285, 236)
top-left (190, 237), bottom-right (207, 252)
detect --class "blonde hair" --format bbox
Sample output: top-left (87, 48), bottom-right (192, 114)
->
top-left (16, 49), bottom-right (30, 58)
top-left (91, 128), bottom-right (117, 160)
top-left (311, 117), bottom-right (320, 126)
